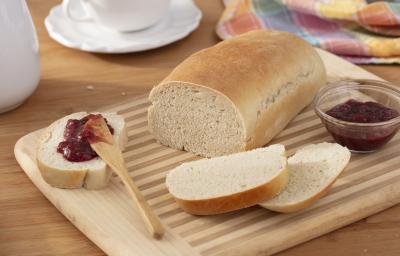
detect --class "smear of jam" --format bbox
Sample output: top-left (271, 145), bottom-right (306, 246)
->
top-left (57, 114), bottom-right (114, 162)
top-left (325, 99), bottom-right (399, 152)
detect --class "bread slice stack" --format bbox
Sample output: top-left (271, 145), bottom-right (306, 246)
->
top-left (166, 143), bottom-right (350, 215)
top-left (166, 144), bottom-right (288, 215)
top-left (37, 112), bottom-right (127, 189)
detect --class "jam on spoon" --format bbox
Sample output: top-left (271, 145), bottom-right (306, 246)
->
top-left (325, 99), bottom-right (399, 152)
top-left (57, 114), bottom-right (114, 162)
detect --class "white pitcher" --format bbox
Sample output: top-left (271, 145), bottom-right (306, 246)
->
top-left (0, 0), bottom-right (40, 113)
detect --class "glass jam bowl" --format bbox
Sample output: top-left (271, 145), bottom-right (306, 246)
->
top-left (313, 79), bottom-right (400, 153)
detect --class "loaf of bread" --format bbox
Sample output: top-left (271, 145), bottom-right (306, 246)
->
top-left (148, 30), bottom-right (326, 157)
top-left (37, 112), bottom-right (127, 189)
top-left (166, 144), bottom-right (288, 215)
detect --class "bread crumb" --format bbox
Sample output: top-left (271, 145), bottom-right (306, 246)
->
top-left (86, 85), bottom-right (95, 90)
top-left (121, 92), bottom-right (126, 96)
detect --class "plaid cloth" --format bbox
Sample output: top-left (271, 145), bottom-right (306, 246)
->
top-left (217, 0), bottom-right (400, 64)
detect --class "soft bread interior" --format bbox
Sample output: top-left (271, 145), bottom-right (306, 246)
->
top-left (148, 83), bottom-right (246, 157)
top-left (166, 144), bottom-right (286, 200)
top-left (259, 142), bottom-right (350, 212)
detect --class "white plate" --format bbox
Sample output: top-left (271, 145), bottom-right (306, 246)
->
top-left (44, 0), bottom-right (202, 53)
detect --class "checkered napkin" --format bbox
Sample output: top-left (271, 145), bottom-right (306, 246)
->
top-left (217, 0), bottom-right (400, 64)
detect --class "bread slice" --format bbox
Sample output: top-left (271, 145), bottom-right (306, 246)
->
top-left (166, 144), bottom-right (288, 215)
top-left (259, 142), bottom-right (351, 213)
top-left (37, 112), bottom-right (128, 189)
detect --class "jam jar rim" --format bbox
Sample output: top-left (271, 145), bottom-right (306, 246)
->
top-left (313, 79), bottom-right (400, 127)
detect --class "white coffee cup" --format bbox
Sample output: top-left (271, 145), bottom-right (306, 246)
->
top-left (62, 0), bottom-right (171, 32)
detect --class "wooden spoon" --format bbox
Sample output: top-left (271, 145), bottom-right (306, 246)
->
top-left (83, 116), bottom-right (164, 239)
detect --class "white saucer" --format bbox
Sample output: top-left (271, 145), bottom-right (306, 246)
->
top-left (44, 0), bottom-right (202, 53)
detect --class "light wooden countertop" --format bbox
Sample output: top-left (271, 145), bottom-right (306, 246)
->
top-left (1, 0), bottom-right (399, 255)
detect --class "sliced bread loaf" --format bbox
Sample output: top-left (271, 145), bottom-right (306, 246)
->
top-left (259, 142), bottom-right (351, 213)
top-left (37, 112), bottom-right (127, 189)
top-left (148, 30), bottom-right (326, 157)
top-left (166, 144), bottom-right (288, 215)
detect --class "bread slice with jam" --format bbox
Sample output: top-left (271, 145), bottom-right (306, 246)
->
top-left (37, 112), bottom-right (127, 189)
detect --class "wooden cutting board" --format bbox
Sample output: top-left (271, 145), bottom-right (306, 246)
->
top-left (14, 50), bottom-right (400, 256)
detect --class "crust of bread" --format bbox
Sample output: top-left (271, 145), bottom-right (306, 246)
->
top-left (171, 164), bottom-right (289, 215)
top-left (263, 177), bottom-right (339, 213)
top-left (36, 113), bottom-right (127, 189)
top-left (37, 157), bottom-right (88, 188)
top-left (149, 30), bottom-right (326, 154)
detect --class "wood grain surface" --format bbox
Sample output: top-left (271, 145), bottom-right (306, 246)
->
top-left (12, 50), bottom-right (400, 256)
top-left (1, 0), bottom-right (400, 255)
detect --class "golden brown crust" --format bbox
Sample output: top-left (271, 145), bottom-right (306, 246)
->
top-left (172, 166), bottom-right (289, 215)
top-left (153, 30), bottom-right (326, 150)
top-left (37, 157), bottom-right (87, 189)
top-left (263, 175), bottom-right (340, 213)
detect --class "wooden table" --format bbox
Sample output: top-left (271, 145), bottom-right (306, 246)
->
top-left (1, 0), bottom-right (399, 255)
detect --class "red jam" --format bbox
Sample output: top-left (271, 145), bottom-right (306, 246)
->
top-left (325, 99), bottom-right (399, 152)
top-left (326, 99), bottom-right (399, 123)
top-left (57, 114), bottom-right (114, 162)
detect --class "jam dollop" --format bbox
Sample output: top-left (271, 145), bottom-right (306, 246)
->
top-left (326, 99), bottom-right (399, 123)
top-left (57, 114), bottom-right (114, 162)
top-left (324, 99), bottom-right (399, 152)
